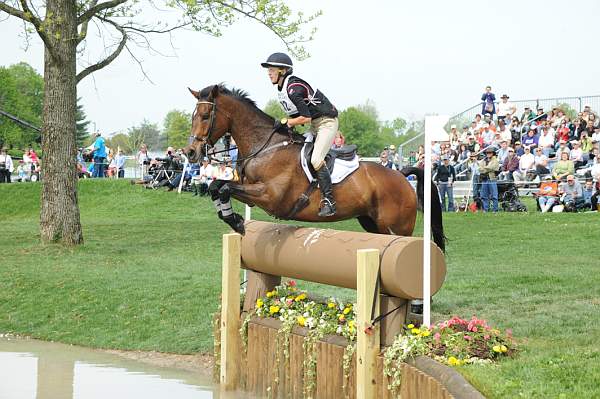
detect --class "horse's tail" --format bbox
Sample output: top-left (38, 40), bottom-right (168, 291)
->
top-left (401, 166), bottom-right (447, 252)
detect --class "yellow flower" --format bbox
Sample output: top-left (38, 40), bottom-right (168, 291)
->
top-left (343, 307), bottom-right (351, 315)
top-left (411, 328), bottom-right (420, 335)
top-left (327, 302), bottom-right (336, 308)
top-left (492, 345), bottom-right (501, 353)
top-left (407, 324), bottom-right (415, 329)
top-left (500, 345), bottom-right (508, 353)
top-left (297, 316), bottom-right (306, 326)
top-left (269, 305), bottom-right (280, 315)
top-left (448, 356), bottom-right (459, 366)
top-left (348, 320), bottom-right (355, 328)
top-left (421, 330), bottom-right (431, 337)
top-left (338, 314), bottom-right (345, 322)
top-left (266, 290), bottom-right (275, 298)
top-left (295, 293), bottom-right (307, 302)
top-left (256, 298), bottom-right (264, 308)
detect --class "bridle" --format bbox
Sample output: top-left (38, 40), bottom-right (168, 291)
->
top-left (191, 99), bottom-right (232, 152)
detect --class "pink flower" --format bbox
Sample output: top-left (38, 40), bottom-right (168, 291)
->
top-left (286, 299), bottom-right (293, 306)
top-left (471, 327), bottom-right (478, 333)
top-left (483, 335), bottom-right (490, 340)
top-left (463, 335), bottom-right (472, 341)
top-left (434, 333), bottom-right (441, 343)
top-left (288, 280), bottom-right (297, 287)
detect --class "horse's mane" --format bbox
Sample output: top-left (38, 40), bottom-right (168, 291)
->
top-left (200, 84), bottom-right (274, 122)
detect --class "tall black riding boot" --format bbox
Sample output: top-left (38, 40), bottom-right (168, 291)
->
top-left (316, 166), bottom-right (336, 217)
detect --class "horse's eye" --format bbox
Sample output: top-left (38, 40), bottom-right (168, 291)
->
top-left (201, 114), bottom-right (210, 121)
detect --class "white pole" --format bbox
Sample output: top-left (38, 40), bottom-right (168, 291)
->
top-left (177, 154), bottom-right (189, 194)
top-left (245, 204), bottom-right (252, 221)
top-left (422, 115), bottom-right (449, 328)
top-left (423, 128), bottom-right (432, 328)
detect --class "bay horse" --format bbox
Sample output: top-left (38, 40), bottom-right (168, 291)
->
top-left (184, 84), bottom-right (446, 251)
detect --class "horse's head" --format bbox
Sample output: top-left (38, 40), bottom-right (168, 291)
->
top-left (184, 85), bottom-right (231, 163)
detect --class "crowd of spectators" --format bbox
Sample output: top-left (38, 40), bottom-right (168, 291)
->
top-left (0, 147), bottom-right (40, 183)
top-left (375, 87), bottom-right (600, 213)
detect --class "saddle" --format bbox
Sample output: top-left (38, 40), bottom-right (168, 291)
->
top-left (302, 142), bottom-right (358, 177)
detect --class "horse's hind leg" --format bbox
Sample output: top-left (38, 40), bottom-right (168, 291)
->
top-left (357, 216), bottom-right (379, 233)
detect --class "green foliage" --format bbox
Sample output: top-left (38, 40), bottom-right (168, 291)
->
top-left (554, 102), bottom-right (578, 121)
top-left (0, 62), bottom-right (43, 148)
top-left (163, 109), bottom-right (191, 150)
top-left (106, 133), bottom-right (131, 153)
top-left (76, 98), bottom-right (90, 146)
top-left (127, 120), bottom-right (163, 151)
top-left (263, 98), bottom-right (286, 121)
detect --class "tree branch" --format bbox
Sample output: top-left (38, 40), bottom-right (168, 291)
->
top-left (77, 0), bottom-right (98, 44)
top-left (0, 0), bottom-right (59, 59)
top-left (77, 0), bottom-right (127, 25)
top-left (76, 17), bottom-right (126, 84)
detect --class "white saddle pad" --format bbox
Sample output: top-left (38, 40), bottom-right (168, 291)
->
top-left (300, 142), bottom-right (360, 184)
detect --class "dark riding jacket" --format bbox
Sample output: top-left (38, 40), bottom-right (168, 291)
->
top-left (277, 75), bottom-right (338, 120)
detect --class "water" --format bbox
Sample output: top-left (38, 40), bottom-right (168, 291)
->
top-left (0, 337), bottom-right (246, 399)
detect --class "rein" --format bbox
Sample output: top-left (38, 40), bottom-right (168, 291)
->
top-left (192, 98), bottom-right (303, 165)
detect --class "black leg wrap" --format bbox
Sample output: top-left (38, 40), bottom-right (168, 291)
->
top-left (223, 212), bottom-right (245, 235)
top-left (218, 184), bottom-right (231, 202)
top-left (208, 179), bottom-right (223, 200)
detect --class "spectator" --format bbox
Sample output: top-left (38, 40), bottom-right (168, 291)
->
top-left (449, 125), bottom-right (460, 150)
top-left (482, 124), bottom-right (495, 147)
top-left (194, 157), bottom-right (214, 196)
top-left (560, 175), bottom-right (584, 211)
top-left (497, 94), bottom-right (516, 123)
top-left (115, 149), bottom-right (126, 178)
top-left (553, 151), bottom-right (575, 181)
top-left (229, 138), bottom-right (239, 169)
top-left (535, 153), bottom-right (551, 178)
top-left (591, 180), bottom-right (600, 211)
top-left (521, 126), bottom-right (539, 150)
top-left (535, 176), bottom-right (559, 213)
top-left (538, 126), bottom-right (555, 157)
top-left (592, 127), bottom-right (600, 143)
top-left (460, 125), bottom-right (470, 143)
top-left (217, 161), bottom-right (234, 181)
top-left (481, 86), bottom-right (496, 117)
top-left (136, 144), bottom-right (151, 176)
top-left (500, 147), bottom-right (519, 181)
top-left (497, 140), bottom-right (510, 164)
top-left (379, 151), bottom-right (397, 170)
top-left (474, 114), bottom-right (484, 130)
top-left (497, 119), bottom-right (512, 143)
top-left (477, 147), bottom-right (499, 212)
top-left (466, 135), bottom-right (479, 153)
top-left (0, 148), bottom-right (14, 183)
top-left (513, 146), bottom-right (535, 183)
top-left (89, 132), bottom-right (107, 178)
top-left (580, 131), bottom-right (593, 154)
top-left (435, 156), bottom-right (456, 212)
top-left (569, 140), bottom-right (585, 169)
top-left (536, 107), bottom-right (548, 121)
top-left (520, 106), bottom-right (535, 123)
top-left (387, 145), bottom-right (401, 169)
top-left (514, 141), bottom-right (524, 157)
top-left (555, 140), bottom-right (570, 160)
top-left (332, 131), bottom-right (345, 149)
top-left (582, 180), bottom-right (595, 210)
top-left (408, 151), bottom-right (417, 166)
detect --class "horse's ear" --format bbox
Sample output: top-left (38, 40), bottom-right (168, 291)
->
top-left (188, 87), bottom-right (200, 99)
top-left (209, 84), bottom-right (220, 100)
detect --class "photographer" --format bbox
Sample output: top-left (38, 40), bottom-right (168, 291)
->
top-left (0, 148), bottom-right (14, 183)
top-left (136, 144), bottom-right (150, 176)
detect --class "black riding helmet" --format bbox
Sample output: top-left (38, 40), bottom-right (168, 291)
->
top-left (261, 52), bottom-right (293, 69)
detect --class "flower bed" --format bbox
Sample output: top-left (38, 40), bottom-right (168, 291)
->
top-left (239, 281), bottom-right (515, 396)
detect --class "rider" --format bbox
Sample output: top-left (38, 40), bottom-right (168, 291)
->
top-left (261, 52), bottom-right (339, 217)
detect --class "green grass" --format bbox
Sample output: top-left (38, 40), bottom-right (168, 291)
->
top-left (1, 180), bottom-right (599, 398)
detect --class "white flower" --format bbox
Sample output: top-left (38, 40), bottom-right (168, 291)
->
top-left (336, 326), bottom-right (343, 334)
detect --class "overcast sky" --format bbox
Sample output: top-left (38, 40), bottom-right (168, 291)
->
top-left (2, 0), bottom-right (600, 134)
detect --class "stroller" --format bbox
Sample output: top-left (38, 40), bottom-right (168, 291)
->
top-left (497, 180), bottom-right (527, 212)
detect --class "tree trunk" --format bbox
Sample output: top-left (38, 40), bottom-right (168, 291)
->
top-left (39, 0), bottom-right (83, 245)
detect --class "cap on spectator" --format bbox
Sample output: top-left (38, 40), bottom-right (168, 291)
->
top-left (450, 124), bottom-right (457, 129)
top-left (508, 148), bottom-right (515, 152)
top-left (463, 125), bottom-right (469, 129)
top-left (92, 132), bottom-right (101, 138)
top-left (202, 156), bottom-right (209, 161)
top-left (515, 141), bottom-right (521, 145)
top-left (524, 106), bottom-right (530, 110)
top-left (501, 94), bottom-right (509, 99)
top-left (530, 124), bottom-right (537, 130)
top-left (442, 155), bottom-right (449, 161)
top-left (537, 107), bottom-right (544, 111)
top-left (389, 144), bottom-right (396, 150)
top-left (567, 175), bottom-right (575, 181)
top-left (543, 175), bottom-right (552, 181)
top-left (484, 113), bottom-right (492, 118)
top-left (468, 135), bottom-right (475, 139)
top-left (485, 147), bottom-right (496, 153)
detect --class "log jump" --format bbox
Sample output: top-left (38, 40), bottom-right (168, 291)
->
top-left (219, 221), bottom-right (448, 398)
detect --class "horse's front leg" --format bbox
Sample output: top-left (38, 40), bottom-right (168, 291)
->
top-left (207, 180), bottom-right (267, 235)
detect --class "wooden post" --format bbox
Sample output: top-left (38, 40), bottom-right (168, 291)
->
top-left (220, 233), bottom-right (241, 390)
top-left (242, 270), bottom-right (281, 312)
top-left (356, 249), bottom-right (380, 399)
